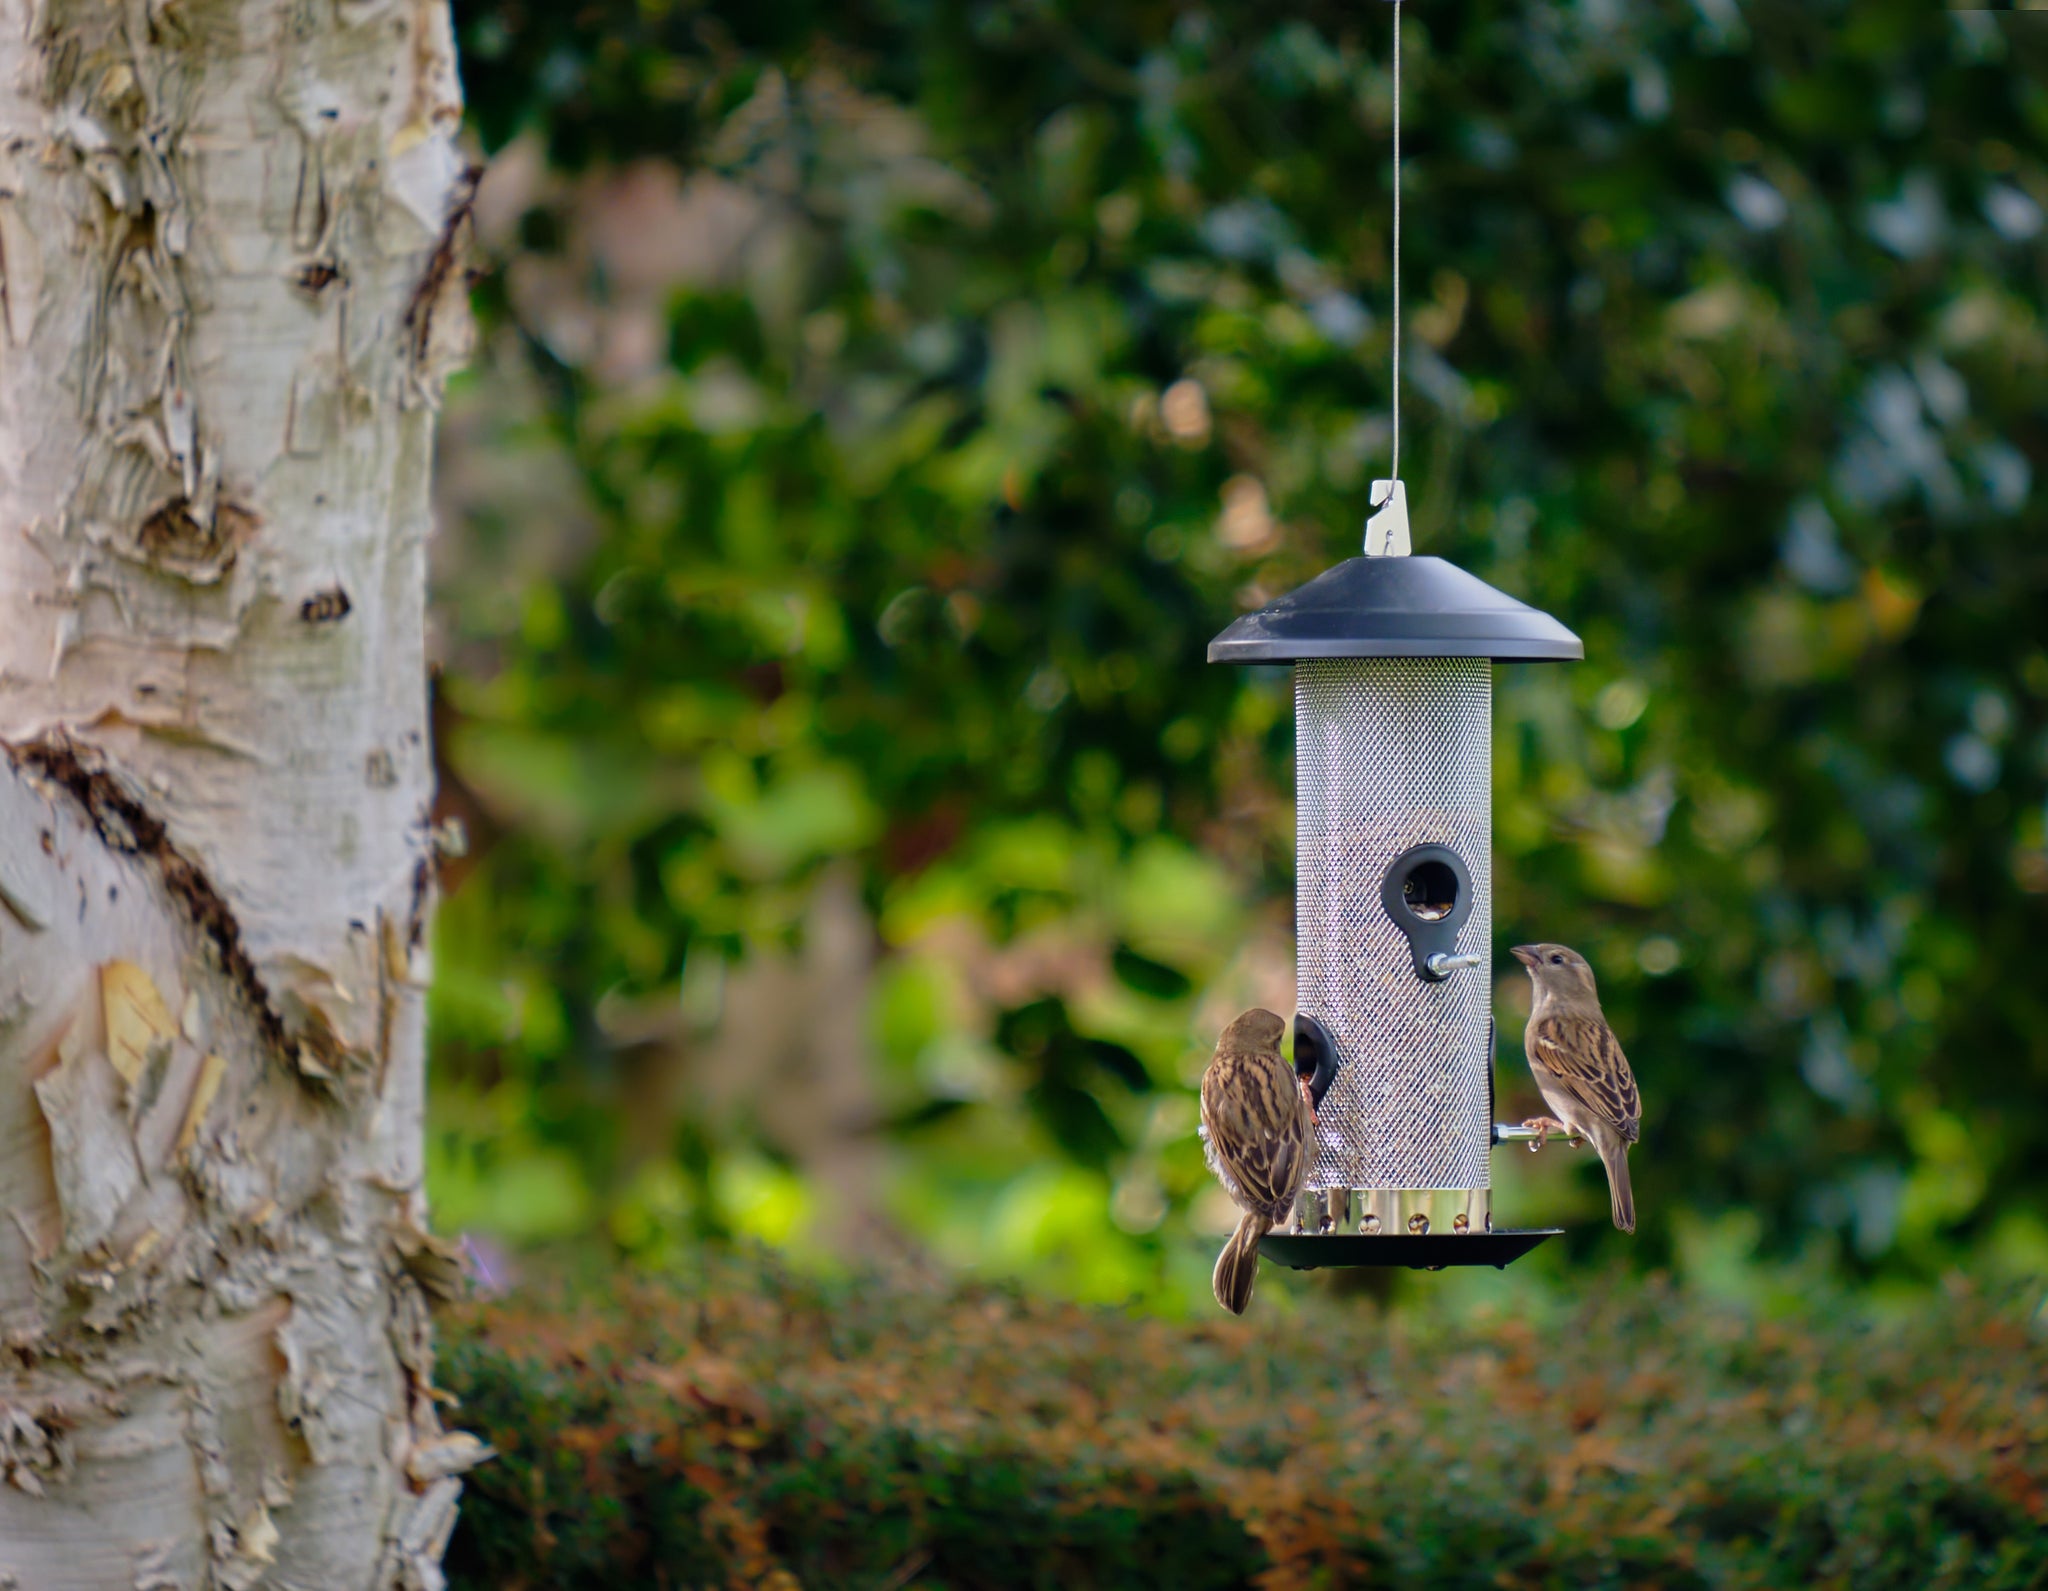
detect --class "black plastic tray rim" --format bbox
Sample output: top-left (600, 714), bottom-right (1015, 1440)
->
top-left (1259, 1229), bottom-right (1561, 1271)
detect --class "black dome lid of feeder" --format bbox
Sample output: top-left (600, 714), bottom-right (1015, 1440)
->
top-left (1207, 555), bottom-right (1582, 664)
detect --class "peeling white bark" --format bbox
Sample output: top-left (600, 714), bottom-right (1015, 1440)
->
top-left (0, 1), bottom-right (478, 1585)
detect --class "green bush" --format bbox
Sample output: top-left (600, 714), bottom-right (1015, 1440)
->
top-left (442, 1250), bottom-right (2048, 1588)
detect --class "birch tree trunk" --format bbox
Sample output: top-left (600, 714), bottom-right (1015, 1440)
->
top-left (0, 1), bottom-right (481, 1585)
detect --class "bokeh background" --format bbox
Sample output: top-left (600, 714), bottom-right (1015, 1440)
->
top-left (423, 0), bottom-right (2048, 1313)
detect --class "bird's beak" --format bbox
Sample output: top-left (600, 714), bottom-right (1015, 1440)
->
top-left (1510, 945), bottom-right (1539, 968)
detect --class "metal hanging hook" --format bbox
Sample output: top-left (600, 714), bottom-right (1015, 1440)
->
top-left (1365, 479), bottom-right (1410, 556)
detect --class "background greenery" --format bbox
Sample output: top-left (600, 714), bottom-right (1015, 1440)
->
top-left (425, 0), bottom-right (2048, 1308)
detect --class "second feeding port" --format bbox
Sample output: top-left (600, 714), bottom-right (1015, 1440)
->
top-left (1381, 843), bottom-right (1480, 983)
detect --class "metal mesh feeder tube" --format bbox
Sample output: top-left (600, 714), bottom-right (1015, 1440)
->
top-left (1296, 658), bottom-right (1492, 1193)
top-left (1208, 553), bottom-right (1582, 1269)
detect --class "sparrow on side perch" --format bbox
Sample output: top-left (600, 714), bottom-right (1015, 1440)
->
top-left (1512, 944), bottom-right (1642, 1234)
top-left (1199, 1008), bottom-right (1314, 1314)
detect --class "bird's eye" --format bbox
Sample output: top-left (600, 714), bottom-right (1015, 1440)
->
top-left (1550, 954), bottom-right (1565, 965)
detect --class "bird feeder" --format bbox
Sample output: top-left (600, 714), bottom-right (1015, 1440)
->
top-left (1208, 484), bottom-right (1582, 1270)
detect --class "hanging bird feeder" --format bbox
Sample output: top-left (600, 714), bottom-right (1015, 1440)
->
top-left (1208, 508), bottom-right (1581, 1271)
top-left (1202, 0), bottom-right (1584, 1271)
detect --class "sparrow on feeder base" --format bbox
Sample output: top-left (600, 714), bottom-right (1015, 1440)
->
top-left (1511, 944), bottom-right (1642, 1234)
top-left (1199, 1008), bottom-right (1313, 1314)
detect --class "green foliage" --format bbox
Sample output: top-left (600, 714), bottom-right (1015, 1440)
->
top-left (433, 0), bottom-right (2048, 1288)
top-left (442, 1250), bottom-right (2048, 1588)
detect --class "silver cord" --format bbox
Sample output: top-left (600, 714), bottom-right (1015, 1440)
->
top-left (1390, 0), bottom-right (1402, 486)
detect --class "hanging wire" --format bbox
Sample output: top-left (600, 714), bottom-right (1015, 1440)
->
top-left (1390, 0), bottom-right (1402, 485)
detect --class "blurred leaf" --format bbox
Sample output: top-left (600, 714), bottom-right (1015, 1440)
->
top-left (1025, 1080), bottom-right (1124, 1171)
top-left (1112, 944), bottom-right (1194, 1001)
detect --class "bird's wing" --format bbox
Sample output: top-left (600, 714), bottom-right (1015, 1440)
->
top-left (1201, 1049), bottom-right (1311, 1211)
top-left (1527, 1012), bottom-right (1641, 1142)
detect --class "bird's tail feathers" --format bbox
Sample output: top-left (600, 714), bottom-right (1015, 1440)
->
top-left (1213, 1212), bottom-right (1267, 1314)
top-left (1602, 1139), bottom-right (1636, 1234)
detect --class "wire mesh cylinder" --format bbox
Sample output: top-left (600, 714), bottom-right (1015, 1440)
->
top-left (1295, 658), bottom-right (1492, 1193)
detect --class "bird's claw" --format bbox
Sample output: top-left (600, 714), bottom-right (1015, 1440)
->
top-left (1299, 1075), bottom-right (1319, 1126)
top-left (1521, 1116), bottom-right (1571, 1152)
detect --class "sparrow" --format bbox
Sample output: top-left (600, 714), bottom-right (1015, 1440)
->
top-left (1199, 1008), bottom-right (1314, 1314)
top-left (1511, 944), bottom-right (1641, 1234)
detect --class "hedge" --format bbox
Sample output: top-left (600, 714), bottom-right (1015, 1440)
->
top-left (441, 1252), bottom-right (2048, 1589)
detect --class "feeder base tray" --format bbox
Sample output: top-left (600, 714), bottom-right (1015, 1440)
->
top-left (1259, 1229), bottom-right (1560, 1271)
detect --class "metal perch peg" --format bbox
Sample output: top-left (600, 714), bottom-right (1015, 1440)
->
top-left (1492, 1122), bottom-right (1586, 1151)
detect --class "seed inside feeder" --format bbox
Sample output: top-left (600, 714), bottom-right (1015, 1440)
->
top-left (1402, 859), bottom-right (1459, 922)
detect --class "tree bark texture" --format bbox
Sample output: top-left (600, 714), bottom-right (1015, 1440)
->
top-left (0, 1), bottom-right (479, 1585)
